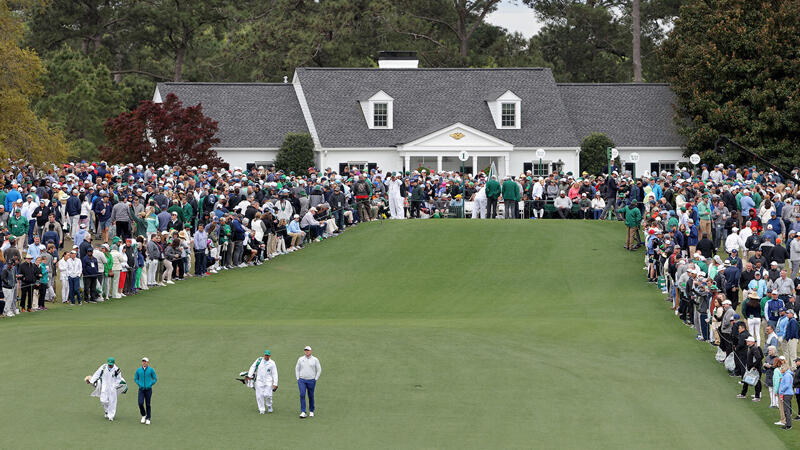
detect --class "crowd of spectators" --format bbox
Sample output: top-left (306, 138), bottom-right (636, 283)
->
top-left (1, 160), bottom-right (620, 319)
top-left (629, 163), bottom-right (800, 431)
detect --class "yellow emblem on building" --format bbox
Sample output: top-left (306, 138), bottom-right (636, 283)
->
top-left (450, 132), bottom-right (465, 140)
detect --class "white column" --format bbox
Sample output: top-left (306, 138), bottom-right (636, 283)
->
top-left (404, 155), bottom-right (410, 173)
top-left (504, 154), bottom-right (509, 177)
top-left (436, 155), bottom-right (442, 173)
top-left (320, 150), bottom-right (327, 171)
top-left (472, 155), bottom-right (478, 176)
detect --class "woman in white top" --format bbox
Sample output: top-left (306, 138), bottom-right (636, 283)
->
top-left (759, 198), bottom-right (775, 225)
top-left (591, 193), bottom-right (606, 220)
top-left (57, 252), bottom-right (70, 303)
top-left (252, 213), bottom-right (265, 244)
top-left (80, 197), bottom-right (92, 229)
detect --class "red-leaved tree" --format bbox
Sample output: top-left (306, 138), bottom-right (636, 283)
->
top-left (102, 93), bottom-right (226, 168)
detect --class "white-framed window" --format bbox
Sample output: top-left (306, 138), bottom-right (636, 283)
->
top-left (360, 91), bottom-right (393, 129)
top-left (373, 103), bottom-right (388, 127)
top-left (488, 90), bottom-right (521, 129)
top-left (501, 103), bottom-right (516, 127)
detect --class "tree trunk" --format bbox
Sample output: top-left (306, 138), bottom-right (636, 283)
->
top-left (458, 18), bottom-right (468, 58)
top-left (632, 0), bottom-right (642, 82)
top-left (113, 51), bottom-right (123, 83)
top-left (174, 46), bottom-right (185, 81)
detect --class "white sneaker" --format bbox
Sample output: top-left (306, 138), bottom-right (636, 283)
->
top-left (108, 417), bottom-right (114, 422)
top-left (238, 263), bottom-right (247, 268)
top-left (309, 412), bottom-right (314, 417)
top-left (268, 407), bottom-right (273, 413)
top-left (299, 412), bottom-right (307, 418)
top-left (775, 421), bottom-right (785, 426)
top-left (145, 419), bottom-right (150, 425)
top-left (141, 416), bottom-right (146, 424)
top-left (166, 280), bottom-right (175, 284)
top-left (259, 411), bottom-right (265, 415)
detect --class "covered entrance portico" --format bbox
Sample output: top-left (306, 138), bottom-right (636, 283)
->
top-left (396, 123), bottom-right (513, 177)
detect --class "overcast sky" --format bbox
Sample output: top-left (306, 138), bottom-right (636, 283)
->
top-left (485, 0), bottom-right (544, 39)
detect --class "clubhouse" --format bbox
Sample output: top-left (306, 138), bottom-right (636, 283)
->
top-left (153, 51), bottom-right (687, 177)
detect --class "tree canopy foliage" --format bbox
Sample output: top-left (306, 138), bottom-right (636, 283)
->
top-left (661, 0), bottom-right (800, 168)
top-left (580, 132), bottom-right (617, 175)
top-left (275, 133), bottom-right (315, 175)
top-left (0, 0), bottom-right (68, 166)
top-left (23, 0), bottom-right (790, 171)
top-left (102, 93), bottom-right (224, 168)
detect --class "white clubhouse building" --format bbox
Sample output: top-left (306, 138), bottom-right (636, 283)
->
top-left (153, 52), bottom-right (687, 177)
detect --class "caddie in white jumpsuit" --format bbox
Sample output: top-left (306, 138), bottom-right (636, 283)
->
top-left (386, 174), bottom-right (405, 219)
top-left (247, 350), bottom-right (278, 414)
top-left (472, 184), bottom-right (487, 219)
top-left (88, 357), bottom-right (124, 421)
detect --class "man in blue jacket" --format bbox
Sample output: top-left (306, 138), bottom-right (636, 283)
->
top-left (779, 363), bottom-right (795, 430)
top-left (65, 189), bottom-right (82, 239)
top-left (230, 215), bottom-right (246, 267)
top-left (134, 357), bottom-right (157, 425)
top-left (4, 182), bottom-right (21, 211)
top-left (784, 309), bottom-right (799, 363)
top-left (82, 248), bottom-right (99, 303)
top-left (93, 192), bottom-right (113, 244)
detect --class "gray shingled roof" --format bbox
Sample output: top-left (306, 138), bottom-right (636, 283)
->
top-left (557, 83), bottom-right (685, 147)
top-left (295, 68), bottom-right (579, 148)
top-left (156, 82), bottom-right (307, 148)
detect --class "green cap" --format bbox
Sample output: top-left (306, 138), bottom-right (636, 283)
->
top-left (112, 236), bottom-right (121, 244)
top-left (264, 350), bottom-right (271, 356)
top-left (107, 357), bottom-right (115, 365)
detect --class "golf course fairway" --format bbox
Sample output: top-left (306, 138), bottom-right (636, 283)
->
top-left (0, 220), bottom-right (797, 449)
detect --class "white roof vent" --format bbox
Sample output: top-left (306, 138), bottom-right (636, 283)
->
top-left (377, 51), bottom-right (418, 69)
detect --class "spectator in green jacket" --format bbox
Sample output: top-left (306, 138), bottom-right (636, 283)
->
top-left (485, 176), bottom-right (501, 219)
top-left (501, 176), bottom-right (520, 219)
top-left (619, 201), bottom-right (642, 250)
top-left (9, 209), bottom-right (29, 250)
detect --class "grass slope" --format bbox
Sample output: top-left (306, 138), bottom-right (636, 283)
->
top-left (0, 220), bottom-right (796, 449)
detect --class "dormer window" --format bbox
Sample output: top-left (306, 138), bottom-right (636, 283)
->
top-left (501, 103), bottom-right (517, 127)
top-left (373, 103), bottom-right (388, 127)
top-left (488, 90), bottom-right (521, 129)
top-left (360, 91), bottom-right (393, 129)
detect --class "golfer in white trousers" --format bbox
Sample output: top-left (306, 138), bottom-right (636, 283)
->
top-left (247, 350), bottom-right (278, 414)
top-left (472, 185), bottom-right (487, 219)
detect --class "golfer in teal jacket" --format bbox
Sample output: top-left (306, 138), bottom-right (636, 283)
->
top-left (134, 357), bottom-right (157, 424)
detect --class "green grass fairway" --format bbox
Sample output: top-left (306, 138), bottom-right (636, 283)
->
top-left (1, 220), bottom-right (798, 448)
